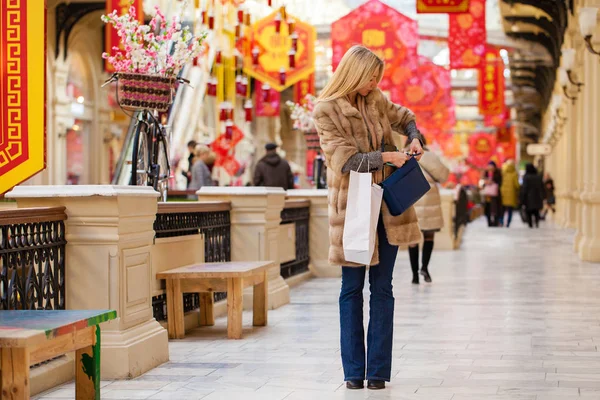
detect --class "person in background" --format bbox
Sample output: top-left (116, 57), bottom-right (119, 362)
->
top-left (500, 160), bottom-right (520, 228)
top-left (188, 145), bottom-right (214, 193)
top-left (483, 161), bottom-right (503, 227)
top-left (542, 172), bottom-right (556, 220)
top-left (253, 143), bottom-right (295, 190)
top-left (408, 138), bottom-right (449, 284)
top-left (521, 163), bottom-right (545, 228)
top-left (183, 140), bottom-right (197, 188)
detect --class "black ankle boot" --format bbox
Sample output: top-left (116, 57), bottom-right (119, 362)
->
top-left (412, 275), bottom-right (419, 285)
top-left (367, 380), bottom-right (385, 390)
top-left (420, 269), bottom-right (432, 283)
top-left (346, 380), bottom-right (364, 389)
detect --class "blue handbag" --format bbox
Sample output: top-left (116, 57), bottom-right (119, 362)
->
top-left (379, 156), bottom-right (431, 217)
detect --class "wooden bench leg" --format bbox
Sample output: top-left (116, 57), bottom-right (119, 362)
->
top-left (166, 279), bottom-right (185, 339)
top-left (75, 325), bottom-right (100, 400)
top-left (1, 347), bottom-right (30, 400)
top-left (199, 292), bottom-right (215, 326)
top-left (253, 271), bottom-right (268, 327)
top-left (227, 277), bottom-right (243, 339)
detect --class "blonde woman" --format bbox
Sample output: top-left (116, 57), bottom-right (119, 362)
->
top-left (314, 45), bottom-right (423, 391)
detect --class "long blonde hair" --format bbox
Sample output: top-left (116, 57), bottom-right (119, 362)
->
top-left (318, 45), bottom-right (384, 103)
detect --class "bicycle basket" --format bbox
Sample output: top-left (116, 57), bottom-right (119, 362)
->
top-left (116, 73), bottom-right (175, 112)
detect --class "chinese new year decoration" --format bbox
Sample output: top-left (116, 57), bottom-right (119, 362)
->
top-left (1, 0), bottom-right (46, 194)
top-left (449, 0), bottom-right (486, 69)
top-left (244, 11), bottom-right (316, 92)
top-left (332, 0), bottom-right (418, 102)
top-left (468, 133), bottom-right (496, 169)
top-left (417, 0), bottom-right (470, 13)
top-left (478, 47), bottom-right (505, 116)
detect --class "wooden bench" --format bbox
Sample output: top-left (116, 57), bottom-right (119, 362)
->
top-left (0, 309), bottom-right (116, 400)
top-left (156, 261), bottom-right (274, 340)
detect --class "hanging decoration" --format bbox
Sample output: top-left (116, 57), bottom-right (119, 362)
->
top-left (105, 0), bottom-right (144, 73)
top-left (485, 108), bottom-right (510, 127)
top-left (468, 133), bottom-right (496, 169)
top-left (243, 11), bottom-right (316, 92)
top-left (449, 0), bottom-right (486, 69)
top-left (417, 0), bottom-right (470, 13)
top-left (0, 0), bottom-right (46, 194)
top-left (255, 80), bottom-right (281, 117)
top-left (478, 47), bottom-right (505, 116)
top-left (331, 0), bottom-right (418, 102)
top-left (293, 74), bottom-right (315, 106)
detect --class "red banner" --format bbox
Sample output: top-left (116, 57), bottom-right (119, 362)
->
top-left (485, 108), bottom-right (510, 127)
top-left (479, 47), bottom-right (505, 116)
top-left (331, 0), bottom-right (418, 103)
top-left (255, 80), bottom-right (281, 117)
top-left (417, 0), bottom-right (470, 13)
top-left (105, 0), bottom-right (144, 73)
top-left (293, 74), bottom-right (315, 106)
top-left (468, 133), bottom-right (496, 169)
top-left (1, 0), bottom-right (46, 194)
top-left (449, 0), bottom-right (486, 69)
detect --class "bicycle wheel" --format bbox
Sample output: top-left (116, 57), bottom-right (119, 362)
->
top-left (155, 134), bottom-right (170, 202)
top-left (131, 120), bottom-right (150, 186)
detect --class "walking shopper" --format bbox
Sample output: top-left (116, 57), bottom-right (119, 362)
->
top-left (253, 143), bottom-right (295, 190)
top-left (408, 140), bottom-right (449, 284)
top-left (500, 160), bottom-right (520, 228)
top-left (521, 163), bottom-right (545, 228)
top-left (314, 45), bottom-right (423, 391)
top-left (182, 140), bottom-right (197, 188)
top-left (482, 161), bottom-right (503, 227)
top-left (188, 145), bottom-right (214, 193)
top-left (542, 172), bottom-right (556, 219)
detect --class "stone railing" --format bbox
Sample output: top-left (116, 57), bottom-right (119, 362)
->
top-left (0, 207), bottom-right (67, 310)
top-left (152, 201), bottom-right (231, 321)
top-left (280, 200), bottom-right (310, 279)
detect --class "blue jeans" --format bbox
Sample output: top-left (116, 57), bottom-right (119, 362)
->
top-left (339, 217), bottom-right (398, 382)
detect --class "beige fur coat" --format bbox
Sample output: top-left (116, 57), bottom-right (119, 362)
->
top-left (314, 88), bottom-right (422, 267)
top-left (414, 151), bottom-right (450, 231)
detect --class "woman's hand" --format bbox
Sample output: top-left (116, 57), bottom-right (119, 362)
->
top-left (382, 151), bottom-right (409, 168)
top-left (409, 138), bottom-right (423, 161)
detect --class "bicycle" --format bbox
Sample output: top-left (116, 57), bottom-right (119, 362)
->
top-left (102, 73), bottom-right (189, 201)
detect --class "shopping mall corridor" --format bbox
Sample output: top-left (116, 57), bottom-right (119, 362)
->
top-left (35, 218), bottom-right (600, 400)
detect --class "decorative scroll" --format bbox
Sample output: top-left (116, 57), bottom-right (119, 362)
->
top-left (104, 0), bottom-right (144, 73)
top-left (449, 0), bottom-right (486, 69)
top-left (243, 11), bottom-right (316, 92)
top-left (331, 0), bottom-right (418, 102)
top-left (417, 0), bottom-right (470, 13)
top-left (0, 0), bottom-right (45, 195)
top-left (293, 73), bottom-right (315, 106)
top-left (255, 80), bottom-right (281, 117)
top-left (479, 47), bottom-right (505, 116)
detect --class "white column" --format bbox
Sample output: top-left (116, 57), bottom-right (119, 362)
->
top-left (578, 19), bottom-right (600, 261)
top-left (197, 187), bottom-right (291, 309)
top-left (6, 185), bottom-right (169, 379)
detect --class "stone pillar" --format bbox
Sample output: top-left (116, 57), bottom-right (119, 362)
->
top-left (574, 34), bottom-right (588, 250)
top-left (6, 186), bottom-right (169, 379)
top-left (287, 189), bottom-right (339, 277)
top-left (555, 132), bottom-right (568, 227)
top-left (578, 25), bottom-right (600, 262)
top-left (197, 187), bottom-right (290, 309)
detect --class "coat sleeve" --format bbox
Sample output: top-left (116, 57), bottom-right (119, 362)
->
top-left (253, 162), bottom-right (264, 186)
top-left (314, 103), bottom-right (361, 176)
top-left (379, 91), bottom-right (418, 140)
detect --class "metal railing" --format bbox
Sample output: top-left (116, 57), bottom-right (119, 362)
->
top-left (152, 202), bottom-right (231, 321)
top-left (280, 200), bottom-right (310, 279)
top-left (0, 207), bottom-right (67, 310)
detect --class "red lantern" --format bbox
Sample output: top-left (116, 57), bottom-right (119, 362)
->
top-left (288, 18), bottom-right (296, 34)
top-left (290, 32), bottom-right (298, 51)
top-left (274, 12), bottom-right (282, 34)
top-left (226, 102), bottom-right (234, 120)
top-left (215, 50), bottom-right (222, 65)
top-left (219, 103), bottom-right (227, 121)
top-left (252, 47), bottom-right (260, 66)
top-left (267, 0), bottom-right (272, 6)
top-left (237, 8), bottom-right (244, 24)
top-left (225, 120), bottom-right (234, 140)
top-left (207, 77), bottom-right (217, 96)
top-left (279, 68), bottom-right (286, 86)
top-left (235, 23), bottom-right (241, 39)
top-left (236, 75), bottom-right (244, 96)
top-left (288, 50), bottom-right (296, 69)
top-left (244, 13), bottom-right (251, 26)
top-left (202, 9), bottom-right (208, 25)
top-left (244, 99), bottom-right (253, 122)
top-left (262, 83), bottom-right (271, 102)
top-left (208, 12), bottom-right (215, 30)
top-left (241, 76), bottom-right (249, 96)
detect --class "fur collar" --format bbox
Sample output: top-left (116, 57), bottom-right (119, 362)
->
top-left (335, 89), bottom-right (381, 118)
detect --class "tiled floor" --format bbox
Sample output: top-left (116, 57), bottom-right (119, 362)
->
top-left (35, 218), bottom-right (600, 399)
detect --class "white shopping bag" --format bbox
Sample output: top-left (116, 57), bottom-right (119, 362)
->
top-left (342, 169), bottom-right (383, 265)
